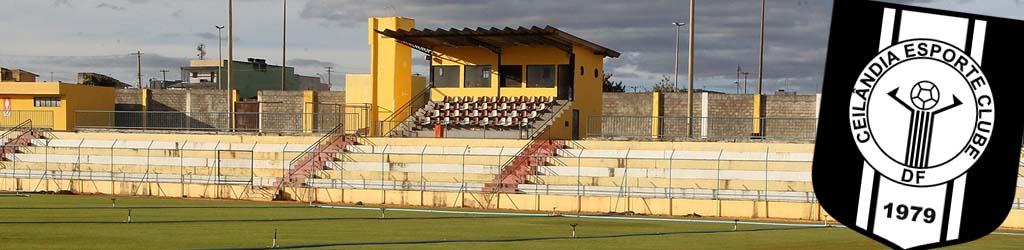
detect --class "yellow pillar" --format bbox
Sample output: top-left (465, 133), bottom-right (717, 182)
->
top-left (752, 94), bottom-right (762, 136)
top-left (302, 90), bottom-right (315, 133)
top-left (367, 17), bottom-right (415, 136)
top-left (140, 88), bottom-right (148, 128)
top-left (230, 89), bottom-right (238, 130)
top-left (651, 91), bottom-right (661, 139)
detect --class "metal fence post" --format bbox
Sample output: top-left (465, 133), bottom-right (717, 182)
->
top-left (380, 144), bottom-right (389, 204)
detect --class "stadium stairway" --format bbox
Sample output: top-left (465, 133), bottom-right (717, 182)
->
top-left (484, 139), bottom-right (564, 193)
top-left (0, 120), bottom-right (51, 162)
top-left (274, 124), bottom-right (358, 188)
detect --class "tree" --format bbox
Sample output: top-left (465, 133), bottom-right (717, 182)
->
top-left (602, 73), bottom-right (625, 92)
top-left (651, 75), bottom-right (687, 93)
top-left (78, 73), bottom-right (125, 88)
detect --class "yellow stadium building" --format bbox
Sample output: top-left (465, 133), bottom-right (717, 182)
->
top-left (347, 17), bottom-right (619, 140)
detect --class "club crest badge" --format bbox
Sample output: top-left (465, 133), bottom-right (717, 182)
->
top-left (815, 1), bottom-right (1024, 249)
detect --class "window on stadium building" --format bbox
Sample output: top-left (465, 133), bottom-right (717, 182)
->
top-left (33, 97), bottom-right (60, 107)
top-left (526, 65), bottom-right (555, 88)
top-left (432, 66), bottom-right (460, 88)
top-left (500, 65), bottom-right (523, 88)
top-left (464, 65), bottom-right (492, 88)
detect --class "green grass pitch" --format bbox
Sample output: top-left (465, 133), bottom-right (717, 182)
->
top-left (0, 194), bottom-right (1021, 249)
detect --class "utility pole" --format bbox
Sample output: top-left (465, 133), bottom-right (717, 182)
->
top-left (754, 0), bottom-right (766, 138)
top-left (216, 25), bottom-right (225, 90)
top-left (686, 0), bottom-right (695, 138)
top-left (50, 72), bottom-right (54, 82)
top-left (735, 65), bottom-right (741, 94)
top-left (281, 0), bottom-right (287, 91)
top-left (757, 0), bottom-right (766, 95)
top-left (324, 66), bottom-right (333, 86)
top-left (228, 0), bottom-right (234, 111)
top-left (131, 51), bottom-right (143, 88)
top-left (742, 72), bottom-right (749, 94)
top-left (159, 70), bottom-right (169, 89)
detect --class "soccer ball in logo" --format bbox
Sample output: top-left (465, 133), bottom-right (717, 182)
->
top-left (910, 80), bottom-right (940, 110)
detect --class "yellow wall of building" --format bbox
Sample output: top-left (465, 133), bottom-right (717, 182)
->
top-left (0, 82), bottom-right (114, 130)
top-left (426, 44), bottom-right (606, 139)
top-left (429, 45), bottom-right (568, 99)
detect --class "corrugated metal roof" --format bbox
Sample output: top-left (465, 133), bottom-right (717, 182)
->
top-left (379, 25), bottom-right (620, 58)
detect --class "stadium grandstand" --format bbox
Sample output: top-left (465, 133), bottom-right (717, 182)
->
top-left (1, 16), bottom-right (1022, 231)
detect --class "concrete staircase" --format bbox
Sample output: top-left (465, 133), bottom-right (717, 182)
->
top-left (484, 139), bottom-right (564, 193)
top-left (274, 125), bottom-right (357, 188)
top-left (1, 120), bottom-right (50, 162)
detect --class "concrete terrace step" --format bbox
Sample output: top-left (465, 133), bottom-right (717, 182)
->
top-left (538, 166), bottom-right (811, 182)
top-left (556, 149), bottom-right (814, 162)
top-left (347, 145), bottom-right (520, 156)
top-left (9, 153), bottom-right (283, 169)
top-left (333, 162), bottom-right (500, 175)
top-left (39, 139), bottom-right (313, 152)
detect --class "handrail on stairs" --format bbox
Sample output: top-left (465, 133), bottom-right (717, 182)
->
top-left (378, 85), bottom-right (432, 137)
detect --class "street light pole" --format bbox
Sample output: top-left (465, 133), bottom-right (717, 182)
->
top-left (281, 0), bottom-right (287, 91)
top-left (671, 22), bottom-right (686, 93)
top-left (216, 25), bottom-right (225, 90)
top-left (757, 0), bottom-right (765, 95)
top-left (687, 0), bottom-right (695, 138)
top-left (228, 0), bottom-right (234, 111)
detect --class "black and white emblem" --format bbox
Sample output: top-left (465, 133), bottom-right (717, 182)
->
top-left (815, 1), bottom-right (1024, 249)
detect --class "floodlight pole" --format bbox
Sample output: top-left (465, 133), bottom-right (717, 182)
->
top-left (228, 0), bottom-right (234, 115)
top-left (281, 0), bottom-right (287, 91)
top-left (216, 25), bottom-right (225, 89)
top-left (686, 0), bottom-right (696, 138)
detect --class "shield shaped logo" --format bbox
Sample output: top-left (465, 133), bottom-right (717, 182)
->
top-left (815, 1), bottom-right (1024, 249)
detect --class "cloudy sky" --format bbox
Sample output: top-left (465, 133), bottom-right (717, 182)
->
top-left (1, 0), bottom-right (1022, 93)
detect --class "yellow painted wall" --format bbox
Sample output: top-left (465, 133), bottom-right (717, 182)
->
top-left (5, 177), bottom-right (1024, 229)
top-left (429, 45), bottom-right (567, 99)
top-left (345, 17), bottom-right (425, 136)
top-left (0, 82), bottom-right (114, 130)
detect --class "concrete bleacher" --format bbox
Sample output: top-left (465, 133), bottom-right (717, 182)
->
top-left (3, 132), bottom-right (1023, 204)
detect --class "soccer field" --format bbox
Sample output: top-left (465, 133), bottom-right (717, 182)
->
top-left (0, 194), bottom-right (1021, 249)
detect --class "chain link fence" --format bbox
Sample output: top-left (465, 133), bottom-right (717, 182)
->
top-left (75, 111), bottom-right (363, 133)
top-left (587, 116), bottom-right (818, 141)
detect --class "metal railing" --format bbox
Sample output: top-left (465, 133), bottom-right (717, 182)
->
top-left (2, 138), bottom-right (1024, 210)
top-left (0, 111), bottom-right (54, 130)
top-left (75, 110), bottom-right (362, 133)
top-left (377, 86), bottom-right (432, 137)
top-left (587, 115), bottom-right (818, 141)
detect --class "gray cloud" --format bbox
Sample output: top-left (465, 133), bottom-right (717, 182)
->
top-left (0, 54), bottom-right (189, 87)
top-left (96, 3), bottom-right (126, 11)
top-left (300, 0), bottom-right (836, 94)
top-left (287, 58), bottom-right (336, 68)
top-left (194, 32), bottom-right (239, 42)
top-left (52, 0), bottom-right (72, 7)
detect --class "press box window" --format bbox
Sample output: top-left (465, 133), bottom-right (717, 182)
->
top-left (526, 65), bottom-right (555, 88)
top-left (500, 65), bottom-right (523, 88)
top-left (464, 65), bottom-right (491, 88)
top-left (34, 97), bottom-right (60, 107)
top-left (432, 66), bottom-right (460, 88)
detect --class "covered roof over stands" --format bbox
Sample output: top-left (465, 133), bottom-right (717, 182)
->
top-left (378, 26), bottom-right (620, 58)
